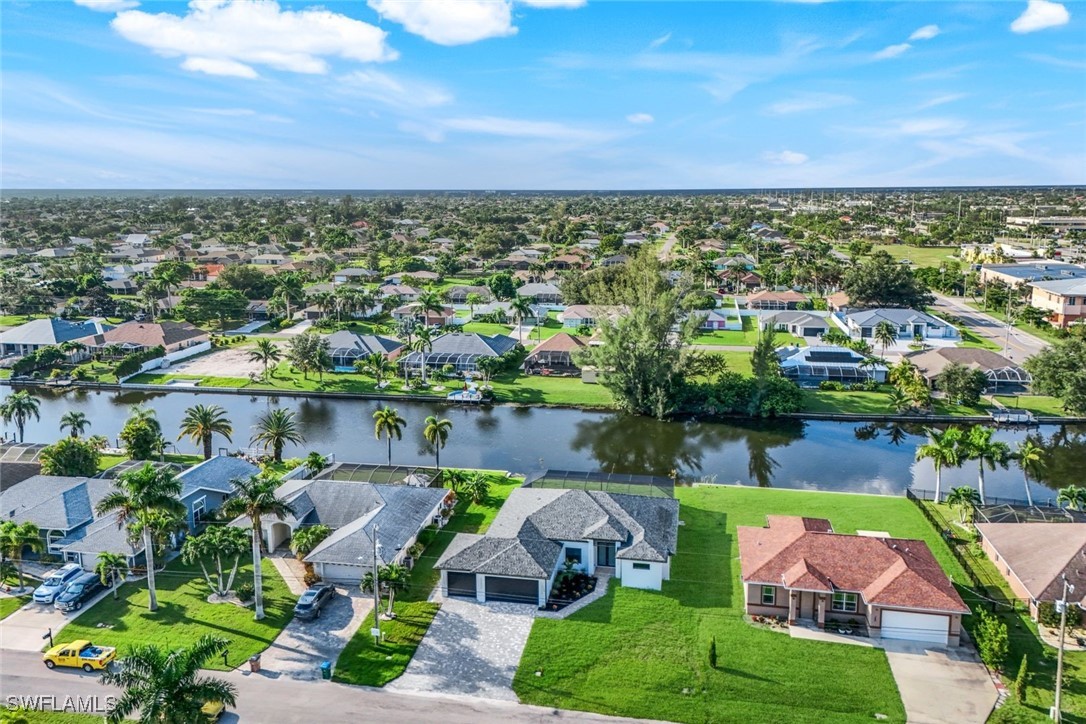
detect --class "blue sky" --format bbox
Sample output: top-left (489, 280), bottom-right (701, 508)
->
top-left (2, 0), bottom-right (1083, 189)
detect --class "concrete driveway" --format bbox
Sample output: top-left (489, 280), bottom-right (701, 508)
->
top-left (883, 640), bottom-right (998, 724)
top-left (0, 588), bottom-right (113, 652)
top-left (249, 586), bottom-right (372, 681)
top-left (386, 597), bottom-right (537, 702)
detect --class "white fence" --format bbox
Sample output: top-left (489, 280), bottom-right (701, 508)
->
top-left (117, 341), bottom-right (212, 383)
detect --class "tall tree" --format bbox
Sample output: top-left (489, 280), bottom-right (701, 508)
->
top-left (936, 362), bottom-right (989, 406)
top-left (94, 552), bottom-right (129, 600)
top-left (962, 425), bottom-right (1010, 505)
top-left (248, 339), bottom-right (282, 380)
top-left (180, 525), bottom-right (249, 597)
top-left (1023, 338), bottom-right (1086, 415)
top-left (178, 404), bottom-right (233, 460)
top-left (873, 321), bottom-right (896, 359)
top-left (39, 437), bottom-right (100, 477)
top-left (373, 406), bottom-right (406, 465)
top-left (510, 296), bottom-right (534, 343)
top-left (101, 636), bottom-right (238, 724)
top-left (358, 351), bottom-right (392, 386)
top-left (1013, 439), bottom-right (1044, 507)
top-left (423, 416), bottom-right (452, 468)
top-left (95, 464), bottom-right (185, 611)
top-left (222, 474), bottom-right (295, 620)
top-left (410, 327), bottom-right (434, 385)
top-left (119, 405), bottom-right (164, 461)
top-left (914, 427), bottom-right (963, 502)
top-left (0, 391), bottom-right (40, 443)
top-left (361, 563), bottom-right (410, 619)
top-left (272, 271), bottom-right (307, 321)
top-left (843, 251), bottom-right (932, 308)
top-left (59, 411), bottom-right (90, 438)
top-left (250, 408), bottom-right (304, 463)
top-left (0, 520), bottom-right (44, 592)
top-left (946, 486), bottom-right (981, 523)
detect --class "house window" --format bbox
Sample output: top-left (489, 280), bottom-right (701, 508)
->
top-left (831, 592), bottom-right (858, 613)
top-left (192, 496), bottom-right (206, 523)
top-left (761, 586), bottom-right (776, 606)
top-left (565, 548), bottom-right (582, 564)
top-left (631, 562), bottom-right (651, 571)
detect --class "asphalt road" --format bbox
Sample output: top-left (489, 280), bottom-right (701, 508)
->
top-left (930, 293), bottom-right (1048, 364)
top-left (0, 650), bottom-right (654, 723)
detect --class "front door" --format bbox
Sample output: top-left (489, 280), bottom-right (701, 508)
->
top-left (596, 542), bottom-right (616, 567)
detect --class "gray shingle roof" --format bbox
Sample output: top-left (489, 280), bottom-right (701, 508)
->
top-left (436, 536), bottom-right (561, 578)
top-left (59, 516), bottom-right (143, 557)
top-left (323, 331), bottom-right (402, 358)
top-left (846, 308), bottom-right (945, 328)
top-left (178, 456), bottom-right (261, 500)
top-left (400, 332), bottom-right (516, 365)
top-left (0, 476), bottom-right (114, 531)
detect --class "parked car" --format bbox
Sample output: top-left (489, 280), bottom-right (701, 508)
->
top-left (53, 571), bottom-right (105, 612)
top-left (293, 583), bottom-right (336, 620)
top-left (200, 701), bottom-right (226, 721)
top-left (42, 640), bottom-right (116, 672)
top-left (32, 564), bottom-right (84, 604)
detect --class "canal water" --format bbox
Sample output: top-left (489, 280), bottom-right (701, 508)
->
top-left (2, 387), bottom-right (1082, 503)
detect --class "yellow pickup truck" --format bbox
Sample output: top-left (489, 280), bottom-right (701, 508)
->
top-left (42, 640), bottom-right (116, 672)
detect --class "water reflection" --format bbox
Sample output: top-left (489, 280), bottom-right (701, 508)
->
top-left (1026, 426), bottom-right (1086, 493)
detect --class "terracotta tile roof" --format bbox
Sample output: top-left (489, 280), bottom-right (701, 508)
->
top-left (80, 321), bottom-right (207, 349)
top-left (525, 332), bottom-right (586, 356)
top-left (738, 515), bottom-right (968, 613)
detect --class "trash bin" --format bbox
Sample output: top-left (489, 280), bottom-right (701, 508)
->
top-left (249, 654), bottom-right (261, 673)
top-left (320, 661), bottom-right (332, 680)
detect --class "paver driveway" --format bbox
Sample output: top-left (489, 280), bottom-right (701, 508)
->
top-left (252, 587), bottom-right (372, 681)
top-left (386, 597), bottom-right (537, 701)
top-left (883, 640), bottom-right (998, 724)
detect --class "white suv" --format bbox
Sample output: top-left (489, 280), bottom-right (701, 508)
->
top-left (32, 564), bottom-right (84, 604)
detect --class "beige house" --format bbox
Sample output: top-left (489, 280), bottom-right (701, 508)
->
top-left (977, 523), bottom-right (1086, 619)
top-left (1028, 278), bottom-right (1086, 328)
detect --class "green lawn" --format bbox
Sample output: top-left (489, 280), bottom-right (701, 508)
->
top-left (332, 475), bottom-right (520, 687)
top-left (870, 244), bottom-right (961, 268)
top-left (0, 595), bottom-right (29, 620)
top-left (58, 558), bottom-right (293, 670)
top-left (992, 395), bottom-right (1068, 417)
top-left (514, 487), bottom-right (976, 723)
top-left (22, 713), bottom-right (106, 723)
top-left (957, 327), bottom-right (1002, 351)
top-left (691, 315), bottom-right (803, 347)
top-left (489, 372), bottom-right (615, 407)
top-left (964, 302), bottom-right (1064, 345)
top-left (802, 388), bottom-right (897, 415)
top-left (461, 322), bottom-right (515, 337)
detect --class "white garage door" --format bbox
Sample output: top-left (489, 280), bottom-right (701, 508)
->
top-left (320, 564), bottom-right (364, 585)
top-left (881, 610), bottom-right (949, 645)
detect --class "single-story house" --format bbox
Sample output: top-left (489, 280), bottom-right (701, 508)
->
top-left (332, 268), bottom-right (379, 284)
top-left (516, 283), bottom-right (563, 305)
top-left (739, 515), bottom-right (969, 645)
top-left (523, 333), bottom-right (587, 374)
top-left (390, 303), bottom-right (456, 327)
top-left (376, 285), bottom-right (421, 303)
top-left (323, 330), bottom-right (402, 368)
top-left (759, 311), bottom-right (832, 338)
top-left (0, 318), bottom-right (112, 357)
top-left (906, 348), bottom-right (1031, 392)
top-left (399, 332), bottom-right (517, 374)
top-left (976, 523), bottom-right (1086, 619)
top-left (695, 309), bottom-right (743, 331)
top-left (445, 285), bottom-right (492, 305)
top-left (546, 254), bottom-right (590, 271)
top-left (472, 301), bottom-right (548, 325)
top-left (843, 308), bottom-right (957, 340)
top-left (746, 290), bottom-right (809, 310)
top-left (248, 478), bottom-right (449, 584)
top-left (0, 474), bottom-right (146, 573)
top-left (601, 254), bottom-right (629, 268)
top-left (78, 321), bottom-right (209, 356)
top-left (436, 487), bottom-right (679, 606)
top-left (383, 271), bottom-right (439, 285)
top-left (825, 291), bottom-right (852, 312)
top-left (252, 253), bottom-right (289, 266)
top-left (177, 456), bottom-right (262, 529)
top-left (559, 305), bottom-right (626, 329)
top-left (246, 300), bottom-right (270, 321)
top-left (778, 346), bottom-right (888, 386)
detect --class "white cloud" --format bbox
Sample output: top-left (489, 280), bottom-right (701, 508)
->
top-left (111, 0), bottom-right (396, 78)
top-left (442, 116), bottom-right (613, 143)
top-left (874, 43), bottom-right (911, 60)
top-left (648, 32), bottom-right (671, 49)
top-left (1022, 53), bottom-right (1086, 70)
top-left (916, 93), bottom-right (967, 110)
top-left (73, 0), bottom-right (139, 11)
top-left (763, 150), bottom-right (809, 165)
top-left (765, 92), bottom-right (855, 115)
top-left (367, 0), bottom-right (585, 46)
top-left (338, 69), bottom-right (453, 109)
top-left (1011, 0), bottom-right (1070, 33)
top-left (908, 24), bottom-right (940, 41)
top-left (626, 113), bottom-right (654, 124)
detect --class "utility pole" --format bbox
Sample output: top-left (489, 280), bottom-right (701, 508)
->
top-left (1051, 576), bottom-right (1075, 722)
top-left (371, 526), bottom-right (382, 642)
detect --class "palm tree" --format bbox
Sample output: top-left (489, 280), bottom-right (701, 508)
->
top-left (411, 327), bottom-right (434, 385)
top-left (1013, 439), bottom-right (1044, 508)
top-left (59, 411), bottom-right (90, 438)
top-left (464, 471), bottom-right (491, 504)
top-left (443, 468), bottom-right (466, 493)
top-left (101, 635), bottom-right (238, 724)
top-left (423, 416), bottom-right (452, 469)
top-left (1057, 485), bottom-right (1086, 511)
top-left (250, 408), bottom-right (304, 463)
top-left (511, 296), bottom-right (534, 343)
top-left (0, 391), bottom-right (40, 443)
top-left (248, 339), bottom-right (281, 380)
top-left (361, 562), bottom-right (410, 619)
top-left (873, 321), bottom-right (896, 359)
top-left (178, 404), bottom-right (233, 460)
top-left (914, 427), bottom-right (963, 503)
top-left (0, 520), bottom-right (44, 592)
top-left (272, 271), bottom-right (307, 322)
top-left (94, 552), bottom-right (130, 600)
top-left (963, 425), bottom-right (1010, 505)
top-left (946, 486), bottom-right (982, 523)
top-left (373, 406), bottom-right (406, 466)
top-left (289, 524), bottom-right (332, 560)
top-left (304, 451), bottom-right (327, 477)
top-left (222, 473), bottom-right (295, 620)
top-left (465, 292), bottom-right (484, 318)
top-left (129, 405), bottom-right (162, 435)
top-left (94, 463), bottom-right (185, 611)
top-left (417, 290), bottom-right (445, 322)
top-left (357, 352), bottom-right (392, 386)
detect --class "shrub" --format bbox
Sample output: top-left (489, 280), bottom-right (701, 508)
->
top-left (236, 582), bottom-right (255, 603)
top-left (114, 345), bottom-right (166, 378)
top-left (819, 380), bottom-right (844, 391)
top-left (975, 611), bottom-right (1009, 671)
top-left (708, 636), bottom-right (717, 669)
top-left (407, 542), bottom-right (425, 560)
top-left (417, 525), bottom-right (438, 547)
top-left (302, 571), bottom-right (322, 587)
top-left (39, 437), bottom-right (101, 477)
top-left (1038, 600), bottom-right (1082, 629)
top-left (1013, 655), bottom-right (1028, 704)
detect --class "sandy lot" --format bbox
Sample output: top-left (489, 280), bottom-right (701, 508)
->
top-left (164, 345), bottom-right (277, 378)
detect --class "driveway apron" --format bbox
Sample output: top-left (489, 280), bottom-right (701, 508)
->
top-left (882, 640), bottom-right (998, 724)
top-left (0, 588), bottom-right (113, 652)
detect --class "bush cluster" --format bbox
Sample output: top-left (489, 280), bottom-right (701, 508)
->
top-left (114, 345), bottom-right (166, 378)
